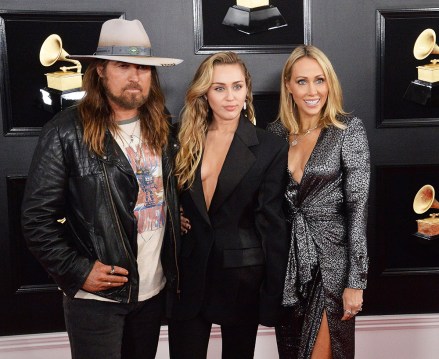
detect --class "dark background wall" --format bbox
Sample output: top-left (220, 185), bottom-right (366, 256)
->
top-left (1, 0), bottom-right (438, 335)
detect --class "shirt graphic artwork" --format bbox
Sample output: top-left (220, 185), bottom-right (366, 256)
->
top-left (125, 143), bottom-right (166, 235)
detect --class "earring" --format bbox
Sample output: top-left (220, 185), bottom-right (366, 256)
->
top-left (290, 96), bottom-right (296, 112)
top-left (243, 101), bottom-right (247, 110)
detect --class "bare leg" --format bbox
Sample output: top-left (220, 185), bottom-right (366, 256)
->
top-left (310, 310), bottom-right (332, 359)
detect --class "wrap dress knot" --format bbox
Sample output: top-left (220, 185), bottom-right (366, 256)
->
top-left (283, 186), bottom-right (344, 309)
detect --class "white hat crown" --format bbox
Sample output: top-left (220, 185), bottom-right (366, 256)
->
top-left (69, 19), bottom-right (182, 67)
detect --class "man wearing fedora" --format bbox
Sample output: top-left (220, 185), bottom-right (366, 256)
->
top-left (22, 18), bottom-right (182, 359)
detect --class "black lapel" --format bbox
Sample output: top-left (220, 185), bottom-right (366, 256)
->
top-left (188, 164), bottom-right (211, 225)
top-left (208, 116), bottom-right (259, 215)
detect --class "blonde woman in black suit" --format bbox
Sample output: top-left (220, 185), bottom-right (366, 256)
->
top-left (168, 52), bottom-right (289, 359)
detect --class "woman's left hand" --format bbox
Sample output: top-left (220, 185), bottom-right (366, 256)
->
top-left (180, 206), bottom-right (191, 235)
top-left (341, 288), bottom-right (363, 321)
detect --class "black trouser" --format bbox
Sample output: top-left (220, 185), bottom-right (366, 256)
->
top-left (168, 314), bottom-right (259, 359)
top-left (63, 291), bottom-right (164, 359)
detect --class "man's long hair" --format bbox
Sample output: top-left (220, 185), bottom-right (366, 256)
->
top-left (78, 60), bottom-right (169, 156)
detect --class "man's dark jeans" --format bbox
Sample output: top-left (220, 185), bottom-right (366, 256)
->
top-left (63, 290), bottom-right (164, 359)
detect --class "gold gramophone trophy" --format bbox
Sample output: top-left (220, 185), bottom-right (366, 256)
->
top-left (222, 0), bottom-right (287, 35)
top-left (413, 184), bottom-right (439, 240)
top-left (38, 34), bottom-right (84, 113)
top-left (40, 34), bottom-right (82, 91)
top-left (404, 28), bottom-right (439, 106)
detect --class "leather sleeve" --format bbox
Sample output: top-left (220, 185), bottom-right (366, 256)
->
top-left (21, 117), bottom-right (93, 297)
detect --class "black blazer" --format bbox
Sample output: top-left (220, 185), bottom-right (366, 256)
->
top-left (172, 116), bottom-right (289, 326)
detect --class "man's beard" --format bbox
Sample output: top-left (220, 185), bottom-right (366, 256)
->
top-left (103, 80), bottom-right (149, 110)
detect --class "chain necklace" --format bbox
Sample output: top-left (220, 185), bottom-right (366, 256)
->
top-left (116, 118), bottom-right (148, 175)
top-left (116, 118), bottom-right (162, 246)
top-left (290, 124), bottom-right (320, 147)
top-left (117, 117), bottom-right (139, 147)
top-left (119, 136), bottom-right (156, 176)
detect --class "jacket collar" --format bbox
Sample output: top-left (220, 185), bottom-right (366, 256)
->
top-left (102, 130), bottom-right (135, 175)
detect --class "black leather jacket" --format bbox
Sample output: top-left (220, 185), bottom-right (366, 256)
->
top-left (21, 106), bottom-right (181, 306)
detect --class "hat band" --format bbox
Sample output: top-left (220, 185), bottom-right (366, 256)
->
top-left (94, 46), bottom-right (153, 57)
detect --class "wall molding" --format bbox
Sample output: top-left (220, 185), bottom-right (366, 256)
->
top-left (0, 332), bottom-right (69, 352)
top-left (356, 313), bottom-right (439, 331)
top-left (1, 314), bottom-right (439, 356)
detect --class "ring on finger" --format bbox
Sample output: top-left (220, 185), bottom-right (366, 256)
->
top-left (345, 309), bottom-right (353, 315)
top-left (110, 265), bottom-right (115, 275)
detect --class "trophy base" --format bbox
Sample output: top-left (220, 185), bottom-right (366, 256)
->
top-left (417, 63), bottom-right (439, 83)
top-left (45, 71), bottom-right (83, 91)
top-left (222, 5), bottom-right (287, 34)
top-left (413, 232), bottom-right (439, 242)
top-left (403, 79), bottom-right (439, 106)
top-left (37, 87), bottom-right (85, 114)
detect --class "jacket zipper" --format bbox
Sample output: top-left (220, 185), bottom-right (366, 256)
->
top-left (166, 165), bottom-right (181, 298)
top-left (102, 161), bottom-right (132, 303)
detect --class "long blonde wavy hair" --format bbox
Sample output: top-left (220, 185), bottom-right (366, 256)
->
top-left (175, 51), bottom-right (255, 191)
top-left (78, 59), bottom-right (169, 156)
top-left (278, 45), bottom-right (347, 135)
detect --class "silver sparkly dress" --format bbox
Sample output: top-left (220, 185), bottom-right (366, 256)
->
top-left (266, 116), bottom-right (370, 359)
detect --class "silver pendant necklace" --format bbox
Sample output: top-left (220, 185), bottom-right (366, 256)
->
top-left (117, 118), bottom-right (146, 174)
top-left (290, 124), bottom-right (319, 147)
top-left (118, 117), bottom-right (139, 147)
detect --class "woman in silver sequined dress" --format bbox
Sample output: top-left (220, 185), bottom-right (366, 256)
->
top-left (267, 45), bottom-right (370, 359)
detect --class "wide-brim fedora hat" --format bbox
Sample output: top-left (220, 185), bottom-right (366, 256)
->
top-left (68, 18), bottom-right (183, 66)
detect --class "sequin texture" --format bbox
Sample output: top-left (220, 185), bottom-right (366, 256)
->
top-left (267, 116), bottom-right (370, 359)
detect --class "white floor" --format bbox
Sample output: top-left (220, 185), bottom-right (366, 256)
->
top-left (2, 314), bottom-right (439, 358)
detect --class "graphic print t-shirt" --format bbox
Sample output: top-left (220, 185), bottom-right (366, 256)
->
top-left (115, 119), bottom-right (166, 301)
top-left (75, 118), bottom-right (166, 302)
